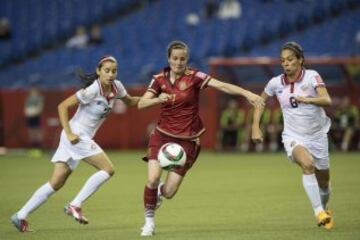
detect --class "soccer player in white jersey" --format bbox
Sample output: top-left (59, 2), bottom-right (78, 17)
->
top-left (11, 56), bottom-right (140, 232)
top-left (252, 42), bottom-right (334, 230)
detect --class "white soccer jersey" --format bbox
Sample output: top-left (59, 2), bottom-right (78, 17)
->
top-left (70, 79), bottom-right (127, 138)
top-left (264, 69), bottom-right (331, 140)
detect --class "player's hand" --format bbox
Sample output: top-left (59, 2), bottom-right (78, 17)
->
top-left (246, 93), bottom-right (265, 108)
top-left (251, 125), bottom-right (263, 143)
top-left (158, 93), bottom-right (173, 103)
top-left (67, 133), bottom-right (80, 145)
top-left (295, 96), bottom-right (310, 104)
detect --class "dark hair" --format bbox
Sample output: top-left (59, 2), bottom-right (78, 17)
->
top-left (167, 40), bottom-right (189, 58)
top-left (78, 55), bottom-right (117, 88)
top-left (281, 41), bottom-right (304, 63)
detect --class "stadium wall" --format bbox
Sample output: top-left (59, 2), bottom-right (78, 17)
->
top-left (0, 88), bottom-right (220, 150)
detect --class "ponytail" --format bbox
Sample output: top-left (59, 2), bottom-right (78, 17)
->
top-left (76, 68), bottom-right (98, 88)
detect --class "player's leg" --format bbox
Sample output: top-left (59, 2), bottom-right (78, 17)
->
top-left (341, 128), bottom-right (354, 151)
top-left (65, 152), bottom-right (114, 224)
top-left (142, 159), bottom-right (162, 236)
top-left (315, 168), bottom-right (330, 210)
top-left (292, 145), bottom-right (330, 226)
top-left (161, 171), bottom-right (184, 199)
top-left (315, 168), bottom-right (334, 230)
top-left (11, 162), bottom-right (72, 232)
top-left (267, 124), bottom-right (279, 152)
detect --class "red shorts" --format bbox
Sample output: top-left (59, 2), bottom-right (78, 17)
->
top-left (143, 130), bottom-right (201, 176)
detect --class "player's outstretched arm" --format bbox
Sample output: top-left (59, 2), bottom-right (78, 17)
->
top-left (58, 94), bottom-right (80, 144)
top-left (138, 91), bottom-right (172, 110)
top-left (251, 92), bottom-right (268, 143)
top-left (207, 78), bottom-right (264, 108)
top-left (120, 94), bottom-right (141, 106)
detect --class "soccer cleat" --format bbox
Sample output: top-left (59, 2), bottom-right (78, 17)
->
top-left (140, 223), bottom-right (155, 236)
top-left (64, 204), bottom-right (89, 224)
top-left (156, 182), bottom-right (164, 210)
top-left (10, 214), bottom-right (32, 232)
top-left (323, 210), bottom-right (334, 230)
top-left (316, 210), bottom-right (331, 227)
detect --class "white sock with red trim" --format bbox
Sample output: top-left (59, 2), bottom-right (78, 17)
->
top-left (17, 182), bottom-right (55, 219)
top-left (70, 170), bottom-right (110, 207)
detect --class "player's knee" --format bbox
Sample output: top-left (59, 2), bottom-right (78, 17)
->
top-left (104, 167), bottom-right (115, 177)
top-left (163, 188), bottom-right (177, 199)
top-left (301, 161), bottom-right (315, 173)
top-left (163, 193), bottom-right (175, 199)
top-left (147, 178), bottom-right (160, 189)
top-left (50, 179), bottom-right (66, 191)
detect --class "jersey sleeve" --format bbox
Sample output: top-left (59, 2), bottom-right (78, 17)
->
top-left (264, 78), bottom-right (277, 96)
top-left (147, 78), bottom-right (161, 96)
top-left (114, 80), bottom-right (128, 98)
top-left (194, 71), bottom-right (211, 89)
top-left (309, 70), bottom-right (326, 89)
top-left (76, 82), bottom-right (98, 104)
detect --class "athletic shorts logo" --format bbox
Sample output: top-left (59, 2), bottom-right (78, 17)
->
top-left (91, 144), bottom-right (97, 150)
top-left (290, 141), bottom-right (296, 147)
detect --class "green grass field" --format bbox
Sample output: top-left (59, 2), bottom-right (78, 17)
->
top-left (1, 151), bottom-right (359, 240)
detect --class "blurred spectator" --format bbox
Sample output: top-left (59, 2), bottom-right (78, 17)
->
top-left (244, 101), bottom-right (281, 152)
top-left (66, 26), bottom-right (89, 49)
top-left (0, 17), bottom-right (11, 41)
top-left (218, 0), bottom-right (241, 20)
top-left (218, 99), bottom-right (245, 150)
top-left (185, 13), bottom-right (200, 27)
top-left (0, 146), bottom-right (7, 155)
top-left (333, 96), bottom-right (359, 151)
top-left (355, 30), bottom-right (360, 55)
top-left (24, 85), bottom-right (44, 157)
top-left (203, 0), bottom-right (219, 20)
top-left (0, 110), bottom-right (7, 155)
top-left (265, 98), bottom-right (282, 152)
top-left (89, 24), bottom-right (103, 46)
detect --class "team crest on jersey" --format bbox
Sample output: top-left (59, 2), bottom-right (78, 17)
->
top-left (161, 84), bottom-right (166, 90)
top-left (80, 89), bottom-right (87, 96)
top-left (300, 84), bottom-right (308, 91)
top-left (179, 81), bottom-right (187, 90)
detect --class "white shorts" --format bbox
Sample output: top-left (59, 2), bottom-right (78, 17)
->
top-left (282, 133), bottom-right (329, 170)
top-left (51, 131), bottom-right (103, 170)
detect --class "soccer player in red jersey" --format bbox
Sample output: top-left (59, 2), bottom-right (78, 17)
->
top-left (138, 40), bottom-right (264, 236)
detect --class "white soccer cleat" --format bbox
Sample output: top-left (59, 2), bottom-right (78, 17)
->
top-left (156, 182), bottom-right (164, 210)
top-left (140, 223), bottom-right (155, 237)
top-left (64, 204), bottom-right (89, 224)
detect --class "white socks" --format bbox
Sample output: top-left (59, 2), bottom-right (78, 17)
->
top-left (17, 182), bottom-right (55, 219)
top-left (145, 217), bottom-right (155, 226)
top-left (302, 174), bottom-right (324, 215)
top-left (70, 170), bottom-right (110, 207)
top-left (319, 186), bottom-right (330, 210)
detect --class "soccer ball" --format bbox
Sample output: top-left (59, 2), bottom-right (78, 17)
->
top-left (158, 142), bottom-right (187, 170)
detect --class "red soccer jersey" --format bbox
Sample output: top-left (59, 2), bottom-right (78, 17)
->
top-left (147, 67), bottom-right (211, 139)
